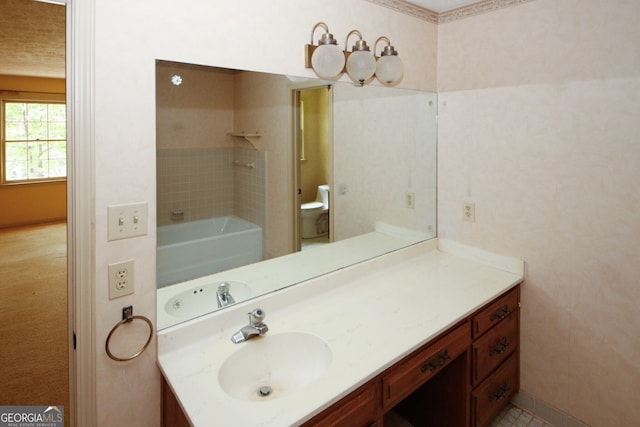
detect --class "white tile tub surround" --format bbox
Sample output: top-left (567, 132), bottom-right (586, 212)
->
top-left (156, 147), bottom-right (235, 226)
top-left (157, 238), bottom-right (524, 426)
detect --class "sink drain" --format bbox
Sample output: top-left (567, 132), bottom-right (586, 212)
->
top-left (257, 386), bottom-right (273, 397)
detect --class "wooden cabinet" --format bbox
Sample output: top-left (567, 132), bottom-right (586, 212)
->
top-left (301, 380), bottom-right (380, 427)
top-left (472, 353), bottom-right (518, 427)
top-left (472, 287), bottom-right (519, 338)
top-left (382, 322), bottom-right (470, 410)
top-left (472, 308), bottom-right (518, 386)
top-left (470, 286), bottom-right (520, 427)
top-left (162, 285), bottom-right (521, 427)
top-left (305, 322), bottom-right (471, 427)
top-left (161, 376), bottom-right (190, 427)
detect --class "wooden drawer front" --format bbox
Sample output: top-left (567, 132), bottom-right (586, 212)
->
top-left (472, 310), bottom-right (518, 386)
top-left (472, 286), bottom-right (519, 339)
top-left (302, 381), bottom-right (378, 427)
top-left (472, 353), bottom-right (518, 427)
top-left (382, 322), bottom-right (470, 410)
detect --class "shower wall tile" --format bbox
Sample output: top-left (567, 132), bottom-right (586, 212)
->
top-left (233, 148), bottom-right (266, 231)
top-left (156, 148), bottom-right (234, 225)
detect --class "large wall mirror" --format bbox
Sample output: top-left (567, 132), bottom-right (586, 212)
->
top-left (156, 60), bottom-right (437, 329)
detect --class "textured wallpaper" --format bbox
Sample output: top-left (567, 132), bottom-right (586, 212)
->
top-left (438, 1), bottom-right (640, 425)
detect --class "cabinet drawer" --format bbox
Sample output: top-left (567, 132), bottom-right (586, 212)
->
top-left (472, 353), bottom-right (518, 427)
top-left (472, 310), bottom-right (518, 386)
top-left (472, 286), bottom-right (519, 339)
top-left (382, 322), bottom-right (470, 410)
top-left (302, 381), bottom-right (378, 427)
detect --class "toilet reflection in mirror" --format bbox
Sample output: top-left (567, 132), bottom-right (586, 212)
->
top-left (296, 86), bottom-right (332, 250)
top-left (301, 185), bottom-right (330, 249)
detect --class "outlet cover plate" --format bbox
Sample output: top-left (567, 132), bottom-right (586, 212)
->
top-left (405, 192), bottom-right (416, 209)
top-left (463, 201), bottom-right (476, 222)
top-left (108, 260), bottom-right (135, 299)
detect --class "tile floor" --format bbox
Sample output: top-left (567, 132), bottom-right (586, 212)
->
top-left (385, 404), bottom-right (553, 427)
top-left (490, 404), bottom-right (555, 427)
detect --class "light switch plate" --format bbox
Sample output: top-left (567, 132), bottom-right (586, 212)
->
top-left (107, 202), bottom-right (148, 241)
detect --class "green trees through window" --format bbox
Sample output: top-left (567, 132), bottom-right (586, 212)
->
top-left (3, 101), bottom-right (66, 182)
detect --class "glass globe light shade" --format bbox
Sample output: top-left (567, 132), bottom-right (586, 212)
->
top-left (376, 55), bottom-right (404, 84)
top-left (311, 44), bottom-right (345, 79)
top-left (346, 50), bottom-right (376, 85)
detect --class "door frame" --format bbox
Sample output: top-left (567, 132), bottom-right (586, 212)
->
top-left (291, 83), bottom-right (334, 251)
top-left (65, 0), bottom-right (96, 425)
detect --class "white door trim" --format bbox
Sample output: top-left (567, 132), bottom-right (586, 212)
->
top-left (66, 0), bottom-right (96, 425)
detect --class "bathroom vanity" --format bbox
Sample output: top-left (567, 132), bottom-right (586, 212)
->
top-left (157, 238), bottom-right (524, 427)
top-left (300, 285), bottom-right (519, 426)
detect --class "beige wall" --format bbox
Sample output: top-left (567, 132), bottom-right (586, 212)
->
top-left (93, 1), bottom-right (437, 425)
top-left (437, 0), bottom-right (640, 425)
top-left (155, 62), bottom-right (235, 150)
top-left (233, 71), bottom-right (292, 258)
top-left (333, 84), bottom-right (438, 240)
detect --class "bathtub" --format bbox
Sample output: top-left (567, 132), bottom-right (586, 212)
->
top-left (157, 216), bottom-right (262, 287)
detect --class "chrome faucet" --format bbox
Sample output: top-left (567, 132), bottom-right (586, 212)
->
top-left (231, 308), bottom-right (268, 343)
top-left (216, 282), bottom-right (235, 308)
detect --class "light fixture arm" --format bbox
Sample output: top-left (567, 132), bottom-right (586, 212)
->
top-left (374, 36), bottom-right (399, 57)
top-left (310, 22), bottom-right (337, 46)
top-left (345, 30), bottom-right (370, 52)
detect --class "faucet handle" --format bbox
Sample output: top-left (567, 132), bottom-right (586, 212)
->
top-left (248, 308), bottom-right (266, 325)
top-left (218, 282), bottom-right (230, 294)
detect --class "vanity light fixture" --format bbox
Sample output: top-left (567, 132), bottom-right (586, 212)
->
top-left (345, 30), bottom-right (376, 86)
top-left (374, 36), bottom-right (404, 85)
top-left (308, 22), bottom-right (345, 80)
top-left (305, 23), bottom-right (403, 86)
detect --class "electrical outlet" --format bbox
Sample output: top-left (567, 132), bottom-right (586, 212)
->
top-left (463, 201), bottom-right (476, 222)
top-left (405, 192), bottom-right (416, 209)
top-left (108, 260), bottom-right (135, 299)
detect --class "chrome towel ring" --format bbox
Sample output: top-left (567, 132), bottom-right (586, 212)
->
top-left (106, 305), bottom-right (153, 362)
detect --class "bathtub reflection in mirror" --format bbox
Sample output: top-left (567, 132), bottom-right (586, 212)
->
top-left (156, 60), bottom-right (437, 329)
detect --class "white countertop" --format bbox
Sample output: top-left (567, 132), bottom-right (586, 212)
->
top-left (157, 238), bottom-right (524, 427)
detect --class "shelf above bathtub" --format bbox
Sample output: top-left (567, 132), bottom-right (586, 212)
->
top-left (228, 132), bottom-right (261, 149)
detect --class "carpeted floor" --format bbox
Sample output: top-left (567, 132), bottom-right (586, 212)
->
top-left (0, 221), bottom-right (69, 417)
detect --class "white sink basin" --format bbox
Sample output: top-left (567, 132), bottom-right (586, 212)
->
top-left (164, 280), bottom-right (251, 319)
top-left (218, 332), bottom-right (332, 401)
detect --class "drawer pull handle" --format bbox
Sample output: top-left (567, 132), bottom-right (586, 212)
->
top-left (420, 349), bottom-right (451, 373)
top-left (490, 305), bottom-right (510, 322)
top-left (489, 382), bottom-right (510, 402)
top-left (489, 338), bottom-right (510, 356)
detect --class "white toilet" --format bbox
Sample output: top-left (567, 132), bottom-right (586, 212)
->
top-left (301, 185), bottom-right (330, 239)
